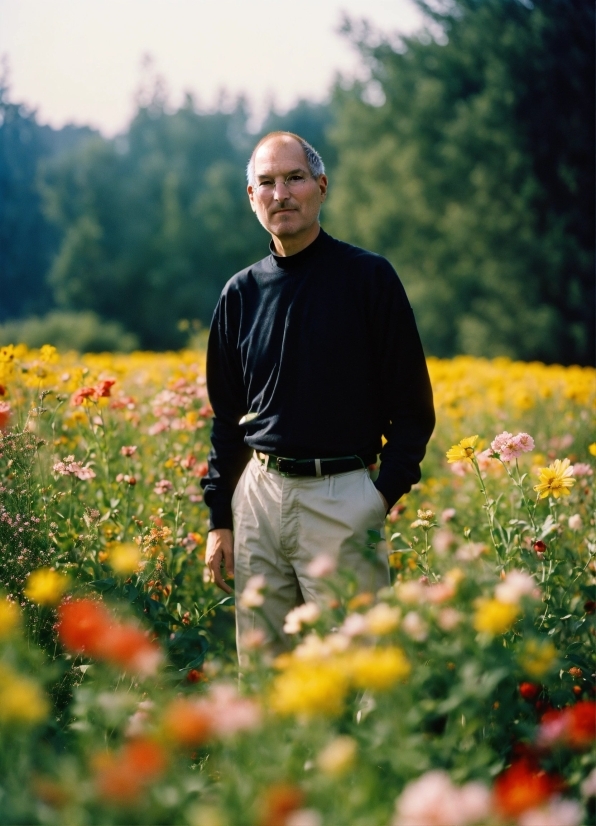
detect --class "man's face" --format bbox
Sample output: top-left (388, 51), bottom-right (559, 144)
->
top-left (247, 136), bottom-right (328, 244)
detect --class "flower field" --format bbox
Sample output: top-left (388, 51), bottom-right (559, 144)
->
top-left (0, 343), bottom-right (594, 826)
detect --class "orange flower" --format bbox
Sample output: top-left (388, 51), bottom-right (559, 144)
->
top-left (94, 624), bottom-right (162, 677)
top-left (259, 783), bottom-right (305, 826)
top-left (58, 599), bottom-right (162, 676)
top-left (162, 698), bottom-right (213, 747)
top-left (57, 599), bottom-right (112, 655)
top-left (92, 738), bottom-right (167, 805)
top-left (494, 759), bottom-right (558, 817)
top-left (567, 701), bottom-right (596, 748)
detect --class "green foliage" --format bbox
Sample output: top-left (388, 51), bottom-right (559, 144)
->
top-left (0, 80), bottom-right (95, 321)
top-left (325, 0), bottom-right (594, 364)
top-left (0, 311), bottom-right (139, 352)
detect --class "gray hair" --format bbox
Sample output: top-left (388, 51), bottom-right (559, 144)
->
top-left (246, 131), bottom-right (325, 186)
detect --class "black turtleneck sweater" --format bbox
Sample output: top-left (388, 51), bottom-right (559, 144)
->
top-left (201, 229), bottom-right (435, 530)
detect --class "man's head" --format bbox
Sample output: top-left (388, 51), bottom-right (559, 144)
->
top-left (247, 132), bottom-right (328, 255)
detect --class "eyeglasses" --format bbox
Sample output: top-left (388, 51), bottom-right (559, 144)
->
top-left (254, 173), bottom-right (313, 195)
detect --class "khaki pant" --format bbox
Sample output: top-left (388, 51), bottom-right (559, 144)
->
top-left (232, 456), bottom-right (390, 665)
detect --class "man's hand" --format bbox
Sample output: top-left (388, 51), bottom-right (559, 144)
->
top-left (205, 528), bottom-right (234, 594)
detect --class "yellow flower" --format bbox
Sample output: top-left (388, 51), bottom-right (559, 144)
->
top-left (0, 665), bottom-right (48, 725)
top-left (589, 443), bottom-right (596, 457)
top-left (317, 736), bottom-right (357, 777)
top-left (39, 344), bottom-right (59, 364)
top-left (270, 660), bottom-right (349, 717)
top-left (446, 435), bottom-right (479, 463)
top-left (533, 458), bottom-right (575, 499)
top-left (24, 569), bottom-right (69, 606)
top-left (0, 600), bottom-right (20, 638)
top-left (108, 542), bottom-right (141, 575)
top-left (342, 646), bottom-right (411, 690)
top-left (363, 603), bottom-right (401, 635)
top-left (473, 598), bottom-right (519, 635)
top-left (519, 639), bottom-right (557, 678)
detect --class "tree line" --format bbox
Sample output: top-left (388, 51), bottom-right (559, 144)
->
top-left (1, 0), bottom-right (593, 362)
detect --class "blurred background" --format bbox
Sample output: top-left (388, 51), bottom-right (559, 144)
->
top-left (0, 0), bottom-right (593, 363)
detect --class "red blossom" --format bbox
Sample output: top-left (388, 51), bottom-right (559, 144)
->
top-left (494, 759), bottom-right (559, 817)
top-left (95, 379), bottom-right (116, 397)
top-left (71, 386), bottom-right (98, 405)
top-left (519, 682), bottom-right (541, 701)
top-left (533, 540), bottom-right (547, 553)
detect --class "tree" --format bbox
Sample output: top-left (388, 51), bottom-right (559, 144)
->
top-left (326, 0), bottom-right (594, 364)
top-left (0, 80), bottom-right (94, 320)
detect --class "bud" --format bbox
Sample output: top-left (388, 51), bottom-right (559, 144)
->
top-left (533, 540), bottom-right (547, 554)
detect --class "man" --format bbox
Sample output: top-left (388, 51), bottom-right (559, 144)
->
top-left (201, 131), bottom-right (435, 663)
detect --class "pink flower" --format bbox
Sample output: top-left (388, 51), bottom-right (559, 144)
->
top-left (120, 445), bottom-right (137, 457)
top-left (518, 797), bottom-right (582, 826)
top-left (491, 431), bottom-right (535, 462)
top-left (572, 463), bottom-right (592, 478)
top-left (207, 683), bottom-right (261, 736)
top-left (441, 508), bottom-right (456, 522)
top-left (153, 479), bottom-right (173, 495)
top-left (392, 770), bottom-right (491, 826)
top-left (306, 554), bottom-right (337, 578)
top-left (52, 456), bottom-right (96, 481)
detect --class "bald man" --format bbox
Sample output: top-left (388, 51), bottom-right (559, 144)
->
top-left (201, 132), bottom-right (435, 665)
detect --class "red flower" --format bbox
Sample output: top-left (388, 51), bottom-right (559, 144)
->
top-left (58, 599), bottom-right (161, 676)
top-left (494, 759), bottom-right (558, 817)
top-left (71, 386), bottom-right (98, 405)
top-left (567, 701), bottom-right (596, 748)
top-left (57, 599), bottom-right (112, 655)
top-left (95, 379), bottom-right (116, 398)
top-left (533, 540), bottom-right (547, 553)
top-left (95, 624), bottom-right (162, 676)
top-left (519, 682), bottom-right (541, 701)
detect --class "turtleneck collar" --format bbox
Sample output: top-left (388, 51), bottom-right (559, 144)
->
top-left (268, 227), bottom-right (330, 270)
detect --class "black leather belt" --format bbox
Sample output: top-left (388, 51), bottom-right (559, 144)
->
top-left (256, 452), bottom-right (373, 478)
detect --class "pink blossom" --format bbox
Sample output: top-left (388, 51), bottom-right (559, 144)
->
top-left (433, 528), bottom-right (456, 555)
top-left (153, 479), bottom-right (173, 495)
top-left (392, 770), bottom-right (491, 826)
top-left (441, 508), bottom-right (456, 522)
top-left (52, 456), bottom-right (96, 481)
top-left (306, 553), bottom-right (337, 578)
top-left (339, 613), bottom-right (368, 637)
top-left (491, 431), bottom-right (534, 462)
top-left (476, 448), bottom-right (495, 471)
top-left (450, 460), bottom-right (472, 477)
top-left (207, 683), bottom-right (261, 736)
top-left (495, 570), bottom-right (538, 604)
top-left (148, 420), bottom-right (169, 435)
top-left (518, 797), bottom-right (582, 826)
top-left (572, 463), bottom-right (592, 478)
top-left (120, 445), bottom-right (137, 457)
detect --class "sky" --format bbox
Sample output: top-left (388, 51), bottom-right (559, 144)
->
top-left (0, 0), bottom-right (424, 135)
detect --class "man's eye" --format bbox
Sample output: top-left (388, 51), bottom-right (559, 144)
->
top-left (258, 181), bottom-right (273, 188)
top-left (288, 175), bottom-right (305, 182)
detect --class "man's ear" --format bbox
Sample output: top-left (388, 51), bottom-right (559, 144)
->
top-left (247, 185), bottom-right (257, 212)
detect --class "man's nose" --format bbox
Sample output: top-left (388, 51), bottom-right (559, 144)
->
top-left (273, 179), bottom-right (291, 200)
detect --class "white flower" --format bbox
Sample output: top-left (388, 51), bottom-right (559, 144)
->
top-left (438, 607), bottom-right (463, 631)
top-left (402, 611), bottom-right (428, 642)
top-left (495, 570), bottom-right (538, 604)
top-left (568, 514), bottom-right (582, 531)
top-left (239, 574), bottom-right (266, 608)
top-left (285, 810), bottom-right (322, 826)
top-left (283, 602), bottom-right (321, 634)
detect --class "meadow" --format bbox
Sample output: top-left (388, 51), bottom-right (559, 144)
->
top-left (0, 343), bottom-right (594, 825)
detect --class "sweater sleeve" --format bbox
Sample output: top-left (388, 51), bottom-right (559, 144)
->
top-left (200, 292), bottom-right (252, 530)
top-left (372, 265), bottom-right (435, 510)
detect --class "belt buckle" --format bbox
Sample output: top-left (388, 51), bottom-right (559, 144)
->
top-left (276, 456), bottom-right (293, 476)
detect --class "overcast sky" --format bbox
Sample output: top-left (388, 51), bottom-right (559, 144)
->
top-left (0, 0), bottom-right (424, 135)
